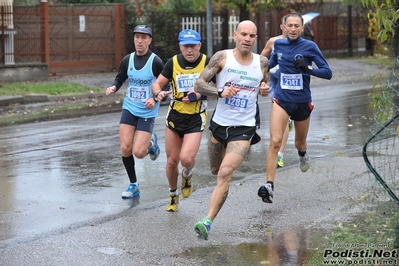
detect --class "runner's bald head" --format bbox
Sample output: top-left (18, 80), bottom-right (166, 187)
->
top-left (237, 20), bottom-right (257, 32)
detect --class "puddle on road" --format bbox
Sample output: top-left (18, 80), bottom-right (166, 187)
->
top-left (174, 228), bottom-right (326, 265)
top-left (97, 247), bottom-right (125, 255)
top-left (174, 205), bottom-right (399, 266)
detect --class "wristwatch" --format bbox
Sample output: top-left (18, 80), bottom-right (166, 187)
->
top-left (218, 88), bottom-right (224, 98)
top-left (153, 91), bottom-right (160, 102)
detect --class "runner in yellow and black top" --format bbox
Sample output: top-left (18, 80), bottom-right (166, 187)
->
top-left (152, 29), bottom-right (215, 212)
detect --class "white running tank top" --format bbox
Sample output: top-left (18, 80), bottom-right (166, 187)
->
top-left (213, 49), bottom-right (263, 127)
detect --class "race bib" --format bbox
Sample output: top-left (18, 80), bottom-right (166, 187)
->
top-left (176, 73), bottom-right (200, 93)
top-left (280, 73), bottom-right (303, 90)
top-left (224, 96), bottom-right (249, 110)
top-left (127, 86), bottom-right (149, 102)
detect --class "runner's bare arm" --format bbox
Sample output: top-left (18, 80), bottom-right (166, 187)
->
top-left (259, 55), bottom-right (270, 97)
top-left (260, 55), bottom-right (269, 84)
top-left (194, 51), bottom-right (225, 96)
top-left (260, 38), bottom-right (274, 58)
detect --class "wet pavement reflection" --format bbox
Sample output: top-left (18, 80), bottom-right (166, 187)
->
top-left (175, 228), bottom-right (312, 265)
top-left (0, 81), bottom-right (378, 261)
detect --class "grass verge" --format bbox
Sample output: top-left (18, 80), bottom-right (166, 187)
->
top-left (308, 200), bottom-right (399, 265)
top-left (356, 56), bottom-right (396, 68)
top-left (0, 82), bottom-right (103, 96)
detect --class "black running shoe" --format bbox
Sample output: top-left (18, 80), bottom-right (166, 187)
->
top-left (258, 184), bottom-right (274, 203)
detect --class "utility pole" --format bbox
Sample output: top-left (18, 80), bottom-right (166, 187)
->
top-left (348, 5), bottom-right (353, 57)
top-left (206, 0), bottom-right (213, 56)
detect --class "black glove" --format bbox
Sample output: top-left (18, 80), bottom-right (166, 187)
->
top-left (293, 59), bottom-right (313, 74)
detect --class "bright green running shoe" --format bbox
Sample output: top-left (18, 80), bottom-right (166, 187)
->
top-left (194, 217), bottom-right (212, 240)
top-left (277, 153), bottom-right (284, 168)
top-left (288, 119), bottom-right (293, 132)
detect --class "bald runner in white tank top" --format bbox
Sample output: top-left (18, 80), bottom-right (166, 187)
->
top-left (212, 49), bottom-right (263, 127)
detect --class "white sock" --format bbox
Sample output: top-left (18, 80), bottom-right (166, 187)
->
top-left (170, 190), bottom-right (178, 196)
top-left (182, 169), bottom-right (192, 179)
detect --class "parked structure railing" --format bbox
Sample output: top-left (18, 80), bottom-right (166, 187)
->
top-left (180, 15), bottom-right (239, 45)
top-left (1, 2), bottom-right (371, 78)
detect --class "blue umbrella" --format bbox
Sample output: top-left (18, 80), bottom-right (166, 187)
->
top-left (303, 12), bottom-right (320, 24)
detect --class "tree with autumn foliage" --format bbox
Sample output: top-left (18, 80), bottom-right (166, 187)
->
top-left (362, 0), bottom-right (399, 57)
top-left (214, 0), bottom-right (285, 22)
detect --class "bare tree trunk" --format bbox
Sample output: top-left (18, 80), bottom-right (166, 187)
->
top-left (390, 26), bottom-right (399, 58)
top-left (238, 0), bottom-right (251, 21)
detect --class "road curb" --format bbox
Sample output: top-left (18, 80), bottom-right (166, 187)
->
top-left (0, 96), bottom-right (25, 106)
top-left (0, 93), bottom-right (106, 107)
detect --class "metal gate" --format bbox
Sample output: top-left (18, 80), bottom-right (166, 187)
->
top-left (1, 2), bottom-right (126, 75)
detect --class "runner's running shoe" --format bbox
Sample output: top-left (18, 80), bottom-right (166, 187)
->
top-left (166, 194), bottom-right (179, 212)
top-left (194, 217), bottom-right (212, 240)
top-left (288, 119), bottom-right (294, 132)
top-left (277, 153), bottom-right (284, 168)
top-left (258, 183), bottom-right (273, 203)
top-left (121, 183), bottom-right (140, 199)
top-left (299, 153), bottom-right (310, 172)
top-left (181, 167), bottom-right (193, 198)
top-left (149, 132), bottom-right (160, 161)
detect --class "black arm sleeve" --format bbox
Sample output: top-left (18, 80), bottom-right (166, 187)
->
top-left (160, 58), bottom-right (173, 79)
top-left (152, 55), bottom-right (165, 77)
top-left (111, 54), bottom-right (130, 92)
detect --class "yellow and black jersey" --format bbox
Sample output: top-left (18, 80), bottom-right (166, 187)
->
top-left (167, 54), bottom-right (208, 115)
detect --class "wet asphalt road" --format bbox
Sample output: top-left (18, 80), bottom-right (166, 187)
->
top-left (0, 59), bottom-right (392, 265)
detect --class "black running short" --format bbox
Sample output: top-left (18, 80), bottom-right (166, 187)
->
top-left (274, 99), bottom-right (314, 121)
top-left (165, 109), bottom-right (207, 138)
top-left (208, 120), bottom-right (259, 148)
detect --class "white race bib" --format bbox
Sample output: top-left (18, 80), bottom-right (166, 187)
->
top-left (176, 73), bottom-right (200, 93)
top-left (224, 96), bottom-right (249, 110)
top-left (127, 86), bottom-right (149, 102)
top-left (223, 91), bottom-right (250, 111)
top-left (280, 72), bottom-right (303, 90)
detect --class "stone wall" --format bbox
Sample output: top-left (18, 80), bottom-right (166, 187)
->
top-left (0, 63), bottom-right (48, 83)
